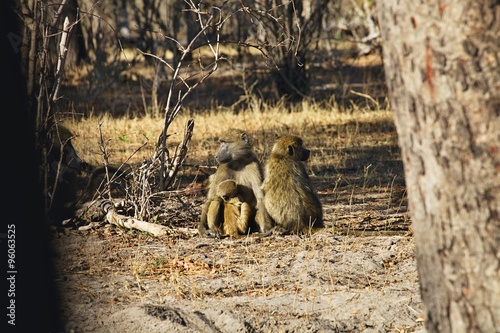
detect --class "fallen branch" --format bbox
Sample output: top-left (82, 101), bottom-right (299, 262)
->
top-left (73, 199), bottom-right (169, 236)
top-left (106, 210), bottom-right (168, 237)
top-left (73, 199), bottom-right (117, 222)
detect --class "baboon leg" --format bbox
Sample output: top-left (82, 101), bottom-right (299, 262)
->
top-left (222, 203), bottom-right (241, 238)
top-left (223, 221), bottom-right (239, 238)
top-left (199, 201), bottom-right (211, 236)
top-left (255, 200), bottom-right (274, 233)
top-left (237, 202), bottom-right (252, 235)
top-left (207, 199), bottom-right (224, 235)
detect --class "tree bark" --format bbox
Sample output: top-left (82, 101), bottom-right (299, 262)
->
top-left (376, 1), bottom-right (500, 332)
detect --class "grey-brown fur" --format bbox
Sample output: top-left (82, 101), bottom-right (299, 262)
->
top-left (207, 179), bottom-right (254, 237)
top-left (199, 129), bottom-right (273, 236)
top-left (261, 135), bottom-right (323, 234)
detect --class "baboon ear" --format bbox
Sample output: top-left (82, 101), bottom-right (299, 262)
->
top-left (241, 132), bottom-right (250, 144)
top-left (287, 145), bottom-right (294, 156)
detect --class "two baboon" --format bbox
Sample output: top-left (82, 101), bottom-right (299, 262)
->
top-left (199, 130), bottom-right (323, 237)
top-left (207, 179), bottom-right (255, 237)
top-left (199, 129), bottom-right (272, 237)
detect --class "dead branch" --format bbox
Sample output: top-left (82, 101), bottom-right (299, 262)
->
top-left (73, 198), bottom-right (169, 237)
top-left (162, 119), bottom-right (195, 190)
top-left (50, 16), bottom-right (71, 102)
top-left (153, 2), bottom-right (230, 189)
top-left (106, 210), bottom-right (168, 237)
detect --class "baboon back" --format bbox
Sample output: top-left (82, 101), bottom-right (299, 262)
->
top-left (262, 135), bottom-right (323, 234)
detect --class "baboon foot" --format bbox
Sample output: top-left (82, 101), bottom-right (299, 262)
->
top-left (258, 225), bottom-right (291, 238)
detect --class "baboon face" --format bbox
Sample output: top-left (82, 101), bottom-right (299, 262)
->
top-left (215, 129), bottom-right (252, 164)
top-left (275, 135), bottom-right (310, 161)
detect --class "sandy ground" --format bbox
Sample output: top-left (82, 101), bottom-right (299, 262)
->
top-left (52, 188), bottom-right (425, 333)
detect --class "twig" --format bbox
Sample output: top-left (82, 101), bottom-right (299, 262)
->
top-left (162, 119), bottom-right (195, 190)
top-left (50, 16), bottom-right (71, 102)
top-left (350, 89), bottom-right (379, 108)
top-left (153, 2), bottom-right (231, 189)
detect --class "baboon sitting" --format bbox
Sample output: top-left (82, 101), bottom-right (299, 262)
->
top-left (262, 135), bottom-right (323, 234)
top-left (46, 123), bottom-right (90, 222)
top-left (199, 129), bottom-right (273, 236)
top-left (207, 179), bottom-right (254, 237)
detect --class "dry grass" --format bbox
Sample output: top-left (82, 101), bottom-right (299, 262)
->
top-left (63, 97), bottom-right (396, 169)
top-left (61, 94), bottom-right (407, 232)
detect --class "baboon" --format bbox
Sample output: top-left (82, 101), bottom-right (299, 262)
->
top-left (207, 179), bottom-right (254, 237)
top-left (261, 135), bottom-right (323, 234)
top-left (46, 124), bottom-right (90, 222)
top-left (47, 124), bottom-right (89, 175)
top-left (47, 124), bottom-right (132, 221)
top-left (199, 129), bottom-right (273, 236)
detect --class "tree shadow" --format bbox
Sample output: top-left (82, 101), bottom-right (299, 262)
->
top-left (57, 51), bottom-right (387, 118)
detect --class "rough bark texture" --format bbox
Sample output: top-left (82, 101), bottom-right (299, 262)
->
top-left (376, 1), bottom-right (500, 332)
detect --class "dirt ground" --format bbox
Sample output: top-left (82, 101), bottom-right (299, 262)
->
top-left (51, 179), bottom-right (425, 333)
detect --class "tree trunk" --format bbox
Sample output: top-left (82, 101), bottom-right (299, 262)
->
top-left (376, 1), bottom-right (500, 332)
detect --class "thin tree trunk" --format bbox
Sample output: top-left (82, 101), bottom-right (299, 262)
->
top-left (376, 1), bottom-right (500, 332)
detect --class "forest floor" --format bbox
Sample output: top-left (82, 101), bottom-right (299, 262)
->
top-left (50, 51), bottom-right (426, 333)
top-left (52, 226), bottom-right (424, 332)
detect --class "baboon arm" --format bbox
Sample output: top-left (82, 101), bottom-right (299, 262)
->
top-left (256, 200), bottom-right (274, 232)
top-left (247, 178), bottom-right (273, 233)
top-left (198, 201), bottom-right (210, 236)
top-left (200, 198), bottom-right (224, 236)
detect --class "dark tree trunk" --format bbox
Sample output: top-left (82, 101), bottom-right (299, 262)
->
top-left (376, 1), bottom-right (500, 332)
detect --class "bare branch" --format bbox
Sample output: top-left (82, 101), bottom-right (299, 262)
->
top-left (162, 119), bottom-right (195, 190)
top-left (50, 16), bottom-right (71, 102)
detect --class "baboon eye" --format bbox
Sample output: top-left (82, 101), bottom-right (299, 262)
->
top-left (287, 146), bottom-right (294, 156)
top-left (222, 195), bottom-right (229, 201)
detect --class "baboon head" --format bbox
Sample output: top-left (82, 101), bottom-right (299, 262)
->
top-left (272, 135), bottom-right (310, 161)
top-left (48, 124), bottom-right (89, 171)
top-left (215, 129), bottom-right (253, 164)
top-left (216, 179), bottom-right (238, 201)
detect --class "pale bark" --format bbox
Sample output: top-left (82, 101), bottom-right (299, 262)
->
top-left (73, 199), bottom-right (169, 236)
top-left (376, 1), bottom-right (500, 332)
top-left (106, 210), bottom-right (168, 237)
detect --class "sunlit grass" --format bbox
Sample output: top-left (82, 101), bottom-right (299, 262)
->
top-left (62, 97), bottom-right (396, 172)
